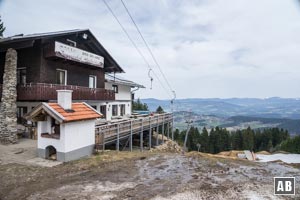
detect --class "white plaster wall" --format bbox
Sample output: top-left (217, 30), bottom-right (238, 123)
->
top-left (105, 82), bottom-right (131, 101)
top-left (63, 120), bottom-right (95, 152)
top-left (126, 101), bottom-right (132, 115)
top-left (57, 90), bottom-right (72, 110)
top-left (84, 100), bottom-right (132, 120)
top-left (37, 116), bottom-right (65, 152)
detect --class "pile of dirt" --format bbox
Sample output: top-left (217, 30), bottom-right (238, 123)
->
top-left (150, 140), bottom-right (182, 153)
top-left (218, 150), bottom-right (244, 158)
top-left (187, 151), bottom-right (241, 160)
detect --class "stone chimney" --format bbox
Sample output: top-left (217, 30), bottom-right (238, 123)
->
top-left (57, 90), bottom-right (73, 110)
top-left (0, 48), bottom-right (18, 144)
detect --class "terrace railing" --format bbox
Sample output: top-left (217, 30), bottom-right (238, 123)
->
top-left (0, 83), bottom-right (115, 101)
top-left (95, 113), bottom-right (173, 148)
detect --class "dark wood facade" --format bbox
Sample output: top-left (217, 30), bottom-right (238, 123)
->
top-left (0, 30), bottom-right (124, 101)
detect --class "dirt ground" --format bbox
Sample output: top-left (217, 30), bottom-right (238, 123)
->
top-left (0, 149), bottom-right (299, 200)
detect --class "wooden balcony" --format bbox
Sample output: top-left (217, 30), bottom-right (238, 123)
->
top-left (0, 83), bottom-right (115, 101)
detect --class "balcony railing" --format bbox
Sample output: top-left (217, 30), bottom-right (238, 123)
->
top-left (0, 83), bottom-right (115, 101)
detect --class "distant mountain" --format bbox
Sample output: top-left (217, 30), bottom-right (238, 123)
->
top-left (141, 97), bottom-right (300, 119)
top-left (141, 98), bottom-right (300, 135)
top-left (222, 116), bottom-right (300, 135)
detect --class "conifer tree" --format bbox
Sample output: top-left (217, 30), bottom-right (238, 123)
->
top-left (0, 16), bottom-right (5, 37)
top-left (156, 106), bottom-right (164, 113)
top-left (200, 127), bottom-right (209, 152)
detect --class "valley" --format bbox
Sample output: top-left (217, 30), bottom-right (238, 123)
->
top-left (142, 98), bottom-right (300, 135)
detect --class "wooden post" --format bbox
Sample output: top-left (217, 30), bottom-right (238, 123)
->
top-left (167, 122), bottom-right (170, 140)
top-left (162, 115), bottom-right (165, 144)
top-left (140, 119), bottom-right (143, 152)
top-left (149, 117), bottom-right (152, 149)
top-left (102, 131), bottom-right (105, 151)
top-left (156, 116), bottom-right (159, 146)
top-left (130, 120), bottom-right (133, 152)
top-left (116, 124), bottom-right (120, 151)
top-left (171, 114), bottom-right (174, 141)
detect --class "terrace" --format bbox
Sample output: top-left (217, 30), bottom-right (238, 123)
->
top-left (95, 112), bottom-right (173, 151)
top-left (0, 83), bottom-right (115, 101)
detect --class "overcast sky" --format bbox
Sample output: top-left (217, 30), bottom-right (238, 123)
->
top-left (1, 0), bottom-right (300, 99)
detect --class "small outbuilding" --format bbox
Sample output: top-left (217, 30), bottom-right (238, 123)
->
top-left (24, 90), bottom-right (102, 162)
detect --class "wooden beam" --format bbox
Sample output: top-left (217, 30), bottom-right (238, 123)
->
top-left (116, 124), bottom-right (120, 151)
top-left (149, 117), bottom-right (152, 149)
top-left (162, 115), bottom-right (165, 144)
top-left (0, 40), bottom-right (34, 52)
top-left (102, 131), bottom-right (105, 152)
top-left (167, 122), bottom-right (170, 140)
top-left (140, 119), bottom-right (143, 152)
top-left (130, 120), bottom-right (133, 152)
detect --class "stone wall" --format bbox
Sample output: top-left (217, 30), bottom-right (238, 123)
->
top-left (0, 48), bottom-right (18, 144)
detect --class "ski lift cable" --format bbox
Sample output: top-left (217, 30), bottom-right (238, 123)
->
top-left (120, 0), bottom-right (174, 93)
top-left (102, 0), bottom-right (173, 98)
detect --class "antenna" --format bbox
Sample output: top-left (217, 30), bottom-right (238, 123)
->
top-left (148, 69), bottom-right (153, 89)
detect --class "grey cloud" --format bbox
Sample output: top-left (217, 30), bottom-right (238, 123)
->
top-left (1, 0), bottom-right (300, 99)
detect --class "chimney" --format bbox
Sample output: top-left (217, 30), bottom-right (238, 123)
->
top-left (57, 90), bottom-right (73, 110)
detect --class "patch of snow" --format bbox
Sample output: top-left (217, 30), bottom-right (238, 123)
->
top-left (256, 154), bottom-right (300, 164)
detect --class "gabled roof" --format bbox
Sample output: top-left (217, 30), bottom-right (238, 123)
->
top-left (0, 29), bottom-right (124, 73)
top-left (24, 102), bottom-right (102, 123)
top-left (105, 74), bottom-right (145, 88)
top-left (0, 29), bottom-right (86, 43)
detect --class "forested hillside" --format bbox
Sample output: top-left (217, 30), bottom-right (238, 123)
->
top-left (173, 126), bottom-right (300, 153)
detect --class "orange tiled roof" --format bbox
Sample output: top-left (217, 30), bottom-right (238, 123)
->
top-left (48, 103), bottom-right (101, 122)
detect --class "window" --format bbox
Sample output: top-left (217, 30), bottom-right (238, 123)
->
top-left (112, 85), bottom-right (118, 93)
top-left (40, 117), bottom-right (61, 139)
top-left (120, 104), bottom-right (125, 116)
top-left (17, 68), bottom-right (26, 85)
top-left (51, 118), bottom-right (60, 136)
top-left (17, 107), bottom-right (28, 124)
top-left (100, 105), bottom-right (106, 118)
top-left (56, 69), bottom-right (67, 85)
top-left (91, 105), bottom-right (97, 110)
top-left (112, 105), bottom-right (118, 116)
top-left (89, 75), bottom-right (97, 88)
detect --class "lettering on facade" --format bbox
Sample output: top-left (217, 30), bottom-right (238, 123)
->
top-left (55, 41), bottom-right (104, 68)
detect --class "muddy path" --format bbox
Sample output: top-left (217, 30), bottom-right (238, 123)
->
top-left (0, 152), bottom-right (299, 200)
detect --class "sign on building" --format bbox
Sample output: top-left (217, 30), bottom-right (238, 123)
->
top-left (54, 41), bottom-right (104, 68)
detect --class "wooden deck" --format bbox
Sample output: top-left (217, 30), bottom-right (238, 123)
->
top-left (95, 113), bottom-right (173, 151)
